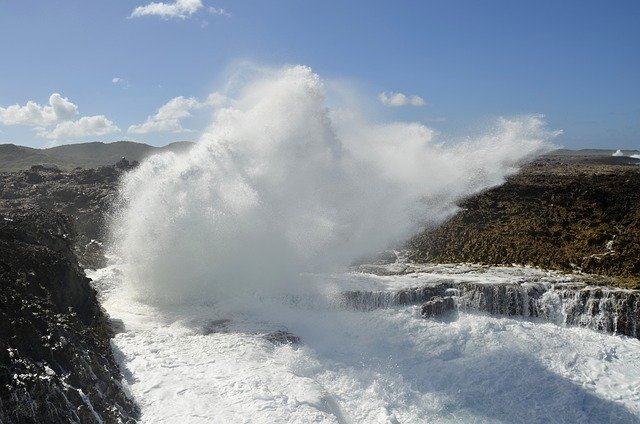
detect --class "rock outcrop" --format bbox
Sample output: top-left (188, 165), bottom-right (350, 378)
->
top-left (0, 165), bottom-right (126, 269)
top-left (420, 296), bottom-right (456, 318)
top-left (342, 278), bottom-right (640, 339)
top-left (0, 209), bottom-right (138, 423)
top-left (410, 154), bottom-right (640, 287)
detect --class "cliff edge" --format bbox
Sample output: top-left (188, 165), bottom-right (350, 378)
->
top-left (0, 209), bottom-right (138, 423)
top-left (410, 152), bottom-right (640, 288)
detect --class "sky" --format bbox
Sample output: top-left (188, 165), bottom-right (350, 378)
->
top-left (0, 0), bottom-right (638, 149)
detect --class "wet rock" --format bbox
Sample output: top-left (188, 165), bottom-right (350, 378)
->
top-left (201, 319), bottom-right (231, 335)
top-left (0, 209), bottom-right (139, 423)
top-left (115, 157), bottom-right (139, 170)
top-left (343, 279), bottom-right (640, 339)
top-left (263, 330), bottom-right (301, 345)
top-left (341, 282), bottom-right (452, 311)
top-left (421, 296), bottom-right (456, 318)
top-left (109, 318), bottom-right (126, 335)
top-left (0, 164), bottom-right (125, 268)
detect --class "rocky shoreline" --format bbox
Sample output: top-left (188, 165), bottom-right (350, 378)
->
top-left (0, 161), bottom-right (134, 270)
top-left (0, 209), bottom-right (138, 423)
top-left (343, 264), bottom-right (640, 340)
top-left (0, 150), bottom-right (639, 421)
top-left (410, 153), bottom-right (640, 288)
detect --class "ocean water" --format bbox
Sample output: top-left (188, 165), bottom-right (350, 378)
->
top-left (90, 266), bottom-right (640, 423)
top-left (99, 65), bottom-right (640, 422)
top-left (107, 65), bottom-right (558, 308)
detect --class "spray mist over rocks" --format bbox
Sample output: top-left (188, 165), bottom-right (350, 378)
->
top-left (109, 65), bottom-right (558, 305)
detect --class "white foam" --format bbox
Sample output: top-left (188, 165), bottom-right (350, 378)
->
top-left (98, 65), bottom-right (640, 423)
top-left (108, 65), bottom-right (557, 307)
top-left (90, 266), bottom-right (640, 423)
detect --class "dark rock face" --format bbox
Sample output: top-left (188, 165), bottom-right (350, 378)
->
top-left (0, 165), bottom-right (126, 269)
top-left (552, 287), bottom-right (640, 336)
top-left (263, 330), bottom-right (301, 345)
top-left (201, 319), bottom-right (231, 335)
top-left (0, 209), bottom-right (138, 423)
top-left (342, 280), bottom-right (640, 339)
top-left (454, 282), bottom-right (550, 318)
top-left (421, 296), bottom-right (455, 318)
top-left (409, 155), bottom-right (640, 287)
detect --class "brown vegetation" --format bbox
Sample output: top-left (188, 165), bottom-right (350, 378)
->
top-left (410, 154), bottom-right (640, 288)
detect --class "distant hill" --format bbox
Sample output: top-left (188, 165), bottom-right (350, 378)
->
top-left (545, 148), bottom-right (640, 166)
top-left (0, 141), bottom-right (194, 171)
top-left (550, 148), bottom-right (640, 157)
top-left (1, 143), bottom-right (637, 172)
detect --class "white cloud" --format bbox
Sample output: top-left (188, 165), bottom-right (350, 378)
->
top-left (208, 6), bottom-right (230, 17)
top-left (128, 96), bottom-right (201, 134)
top-left (378, 91), bottom-right (426, 107)
top-left (0, 93), bottom-right (120, 143)
top-left (39, 116), bottom-right (120, 140)
top-left (130, 0), bottom-right (204, 20)
top-left (0, 93), bottom-right (78, 126)
top-left (112, 77), bottom-right (124, 84)
top-left (128, 93), bottom-right (228, 134)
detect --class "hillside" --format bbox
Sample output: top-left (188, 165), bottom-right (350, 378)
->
top-left (0, 140), bottom-right (194, 171)
top-left (410, 151), bottom-right (640, 288)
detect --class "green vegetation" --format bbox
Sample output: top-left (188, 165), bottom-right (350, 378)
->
top-left (0, 141), bottom-right (194, 171)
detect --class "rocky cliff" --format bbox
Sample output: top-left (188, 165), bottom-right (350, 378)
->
top-left (410, 154), bottom-right (640, 288)
top-left (342, 270), bottom-right (640, 340)
top-left (0, 163), bottom-right (128, 269)
top-left (0, 209), bottom-right (138, 423)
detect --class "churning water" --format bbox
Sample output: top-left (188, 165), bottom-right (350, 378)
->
top-left (92, 264), bottom-right (640, 423)
top-left (109, 65), bottom-right (555, 305)
top-left (101, 66), bottom-right (640, 422)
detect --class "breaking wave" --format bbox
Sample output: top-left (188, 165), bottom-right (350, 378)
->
top-left (109, 65), bottom-right (557, 305)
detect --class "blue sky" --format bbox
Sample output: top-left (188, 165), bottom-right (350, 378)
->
top-left (0, 0), bottom-right (638, 149)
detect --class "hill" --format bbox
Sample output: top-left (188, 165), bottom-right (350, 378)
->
top-left (0, 140), bottom-right (194, 171)
top-left (410, 151), bottom-right (640, 287)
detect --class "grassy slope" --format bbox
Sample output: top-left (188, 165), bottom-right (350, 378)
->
top-left (0, 144), bottom-right (77, 171)
top-left (0, 141), bottom-right (195, 171)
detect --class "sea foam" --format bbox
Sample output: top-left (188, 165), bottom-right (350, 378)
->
top-left (109, 65), bottom-right (557, 305)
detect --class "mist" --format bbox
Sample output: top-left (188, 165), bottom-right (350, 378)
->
top-left (109, 65), bottom-right (557, 305)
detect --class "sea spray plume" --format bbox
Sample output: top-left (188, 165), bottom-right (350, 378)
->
top-left (109, 65), bottom-right (558, 305)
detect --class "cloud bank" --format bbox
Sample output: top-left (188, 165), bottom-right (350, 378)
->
top-left (0, 94), bottom-right (77, 126)
top-left (0, 93), bottom-right (119, 143)
top-left (39, 116), bottom-right (119, 140)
